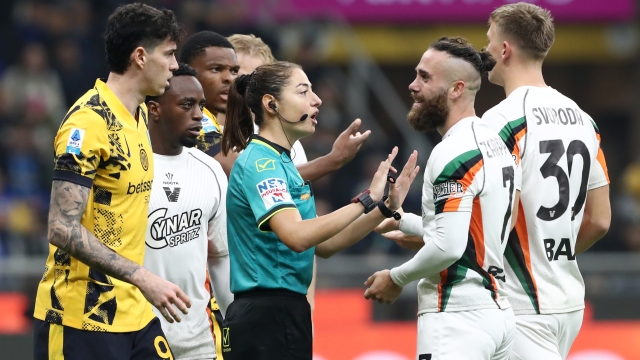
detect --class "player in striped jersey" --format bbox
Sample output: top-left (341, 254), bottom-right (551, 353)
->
top-left (365, 37), bottom-right (517, 359)
top-left (482, 3), bottom-right (611, 359)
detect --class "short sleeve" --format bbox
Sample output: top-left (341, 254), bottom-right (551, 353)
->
top-left (208, 167), bottom-right (229, 257)
top-left (52, 109), bottom-right (109, 188)
top-left (429, 147), bottom-right (483, 214)
top-left (241, 153), bottom-right (297, 231)
top-left (482, 110), bottom-right (527, 167)
top-left (588, 140), bottom-right (610, 191)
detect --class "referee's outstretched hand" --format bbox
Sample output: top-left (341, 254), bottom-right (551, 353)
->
top-left (388, 150), bottom-right (420, 211)
top-left (369, 147), bottom-right (398, 202)
top-left (134, 268), bottom-right (192, 323)
top-left (329, 118), bottom-right (371, 167)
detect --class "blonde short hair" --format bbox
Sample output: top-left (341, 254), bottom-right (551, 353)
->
top-left (490, 2), bottom-right (555, 61)
top-left (227, 34), bottom-right (276, 64)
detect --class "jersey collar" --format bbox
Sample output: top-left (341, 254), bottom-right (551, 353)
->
top-left (250, 135), bottom-right (291, 158)
top-left (442, 116), bottom-right (479, 139)
top-left (94, 79), bottom-right (145, 127)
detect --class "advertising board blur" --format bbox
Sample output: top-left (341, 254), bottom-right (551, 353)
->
top-left (243, 0), bottom-right (635, 23)
top-left (313, 290), bottom-right (640, 360)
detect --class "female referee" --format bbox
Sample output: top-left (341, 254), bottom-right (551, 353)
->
top-left (219, 61), bottom-right (419, 360)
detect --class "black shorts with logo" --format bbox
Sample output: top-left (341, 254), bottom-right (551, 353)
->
top-left (222, 289), bottom-right (312, 360)
top-left (34, 317), bottom-right (174, 360)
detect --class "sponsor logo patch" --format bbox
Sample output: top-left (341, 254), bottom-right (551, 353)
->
top-left (256, 178), bottom-right (292, 210)
top-left (66, 128), bottom-right (85, 155)
top-left (433, 180), bottom-right (464, 201)
top-left (202, 115), bottom-right (218, 133)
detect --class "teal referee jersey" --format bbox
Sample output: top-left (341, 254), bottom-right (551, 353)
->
top-left (227, 135), bottom-right (316, 295)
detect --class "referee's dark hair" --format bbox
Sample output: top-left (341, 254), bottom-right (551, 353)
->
top-left (180, 31), bottom-right (235, 65)
top-left (221, 61), bottom-right (301, 155)
top-left (430, 37), bottom-right (496, 76)
top-left (104, 3), bottom-right (182, 74)
top-left (146, 63), bottom-right (197, 103)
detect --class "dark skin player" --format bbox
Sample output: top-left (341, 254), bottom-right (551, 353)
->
top-left (147, 75), bottom-right (206, 155)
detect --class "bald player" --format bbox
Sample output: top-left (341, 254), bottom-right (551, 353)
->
top-left (366, 37), bottom-right (518, 360)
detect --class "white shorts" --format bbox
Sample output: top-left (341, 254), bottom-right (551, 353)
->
top-left (416, 308), bottom-right (515, 360)
top-left (510, 309), bottom-right (584, 360)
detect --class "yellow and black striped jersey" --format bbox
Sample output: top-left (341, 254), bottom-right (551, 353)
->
top-left (34, 79), bottom-right (156, 332)
top-left (195, 108), bottom-right (223, 157)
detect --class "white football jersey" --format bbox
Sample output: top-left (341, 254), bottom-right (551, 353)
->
top-left (417, 117), bottom-right (516, 314)
top-left (253, 123), bottom-right (308, 165)
top-left (482, 86), bottom-right (609, 315)
top-left (144, 148), bottom-right (228, 359)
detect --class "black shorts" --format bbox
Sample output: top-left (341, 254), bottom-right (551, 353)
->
top-left (222, 289), bottom-right (312, 360)
top-left (33, 317), bottom-right (174, 360)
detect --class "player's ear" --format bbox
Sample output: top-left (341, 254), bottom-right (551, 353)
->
top-left (450, 80), bottom-right (465, 99)
top-left (132, 46), bottom-right (146, 69)
top-left (502, 41), bottom-right (511, 62)
top-left (147, 101), bottom-right (161, 122)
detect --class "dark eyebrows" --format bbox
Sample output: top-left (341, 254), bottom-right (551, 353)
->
top-left (206, 62), bottom-right (240, 70)
top-left (416, 68), bottom-right (431, 79)
top-left (296, 83), bottom-right (311, 89)
top-left (178, 96), bottom-right (197, 103)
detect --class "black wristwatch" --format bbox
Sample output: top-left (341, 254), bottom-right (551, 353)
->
top-left (378, 196), bottom-right (402, 220)
top-left (351, 189), bottom-right (376, 214)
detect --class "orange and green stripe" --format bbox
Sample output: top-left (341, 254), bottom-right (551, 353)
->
top-left (504, 203), bottom-right (540, 313)
top-left (498, 116), bottom-right (527, 161)
top-left (434, 149), bottom-right (483, 214)
top-left (438, 198), bottom-right (500, 311)
top-left (591, 120), bottom-right (610, 184)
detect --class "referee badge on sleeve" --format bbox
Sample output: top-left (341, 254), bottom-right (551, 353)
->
top-left (256, 178), bottom-right (293, 210)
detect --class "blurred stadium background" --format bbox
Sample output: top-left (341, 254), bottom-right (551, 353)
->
top-left (0, 0), bottom-right (639, 359)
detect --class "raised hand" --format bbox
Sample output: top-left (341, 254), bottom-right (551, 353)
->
top-left (329, 119), bottom-right (371, 167)
top-left (369, 147), bottom-right (398, 202)
top-left (388, 150), bottom-right (419, 211)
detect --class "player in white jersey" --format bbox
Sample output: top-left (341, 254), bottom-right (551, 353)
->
top-left (144, 63), bottom-right (233, 359)
top-left (365, 37), bottom-right (517, 360)
top-left (482, 3), bottom-right (611, 359)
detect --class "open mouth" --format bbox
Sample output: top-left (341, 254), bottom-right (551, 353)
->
top-left (188, 125), bottom-right (203, 136)
top-left (310, 111), bottom-right (319, 125)
top-left (220, 89), bottom-right (229, 102)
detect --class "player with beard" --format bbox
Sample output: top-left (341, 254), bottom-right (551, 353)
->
top-left (144, 63), bottom-right (233, 359)
top-left (482, 3), bottom-right (611, 359)
top-left (365, 37), bottom-right (518, 360)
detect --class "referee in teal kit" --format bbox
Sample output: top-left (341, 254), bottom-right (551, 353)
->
top-left (218, 61), bottom-right (419, 360)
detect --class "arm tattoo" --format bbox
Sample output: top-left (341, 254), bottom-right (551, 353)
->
top-left (48, 180), bottom-right (142, 283)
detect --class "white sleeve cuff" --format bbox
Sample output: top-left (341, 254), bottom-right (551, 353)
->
top-left (399, 213), bottom-right (424, 236)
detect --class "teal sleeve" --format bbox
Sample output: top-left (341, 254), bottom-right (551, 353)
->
top-left (242, 155), bottom-right (298, 231)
